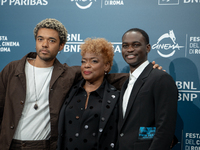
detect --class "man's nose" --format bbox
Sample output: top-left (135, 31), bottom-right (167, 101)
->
top-left (127, 45), bottom-right (134, 52)
top-left (42, 39), bottom-right (48, 47)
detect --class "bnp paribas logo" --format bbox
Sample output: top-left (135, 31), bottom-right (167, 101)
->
top-left (152, 30), bottom-right (184, 58)
top-left (71, 0), bottom-right (97, 9)
top-left (158, 0), bottom-right (179, 5)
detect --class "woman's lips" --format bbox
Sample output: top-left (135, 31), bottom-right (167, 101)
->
top-left (84, 71), bottom-right (92, 75)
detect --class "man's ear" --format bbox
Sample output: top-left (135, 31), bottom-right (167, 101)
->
top-left (146, 44), bottom-right (151, 53)
top-left (59, 43), bottom-right (65, 51)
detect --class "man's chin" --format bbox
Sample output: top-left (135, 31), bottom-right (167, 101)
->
top-left (126, 60), bottom-right (136, 66)
top-left (38, 55), bottom-right (53, 62)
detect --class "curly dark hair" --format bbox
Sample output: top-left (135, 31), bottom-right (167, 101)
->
top-left (33, 18), bottom-right (68, 44)
top-left (80, 38), bottom-right (114, 73)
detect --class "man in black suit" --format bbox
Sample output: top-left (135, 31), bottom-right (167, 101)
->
top-left (118, 28), bottom-right (178, 150)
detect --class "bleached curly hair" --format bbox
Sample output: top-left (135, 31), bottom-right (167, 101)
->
top-left (80, 38), bottom-right (114, 73)
top-left (33, 18), bottom-right (68, 44)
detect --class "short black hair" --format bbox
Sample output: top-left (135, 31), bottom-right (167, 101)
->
top-left (122, 28), bottom-right (149, 44)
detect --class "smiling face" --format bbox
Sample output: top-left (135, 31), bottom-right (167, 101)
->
top-left (122, 31), bottom-right (151, 72)
top-left (81, 52), bottom-right (109, 84)
top-left (35, 28), bottom-right (64, 63)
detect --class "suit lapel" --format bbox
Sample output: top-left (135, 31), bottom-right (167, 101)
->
top-left (119, 63), bottom-right (153, 130)
top-left (119, 79), bottom-right (128, 128)
top-left (98, 81), bottom-right (119, 140)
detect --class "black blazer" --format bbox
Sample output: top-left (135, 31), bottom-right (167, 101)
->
top-left (118, 63), bottom-right (178, 150)
top-left (57, 79), bottom-right (120, 150)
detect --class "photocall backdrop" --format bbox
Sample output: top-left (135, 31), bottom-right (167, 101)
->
top-left (0, 0), bottom-right (200, 149)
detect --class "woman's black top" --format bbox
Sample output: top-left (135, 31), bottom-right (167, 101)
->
top-left (58, 79), bottom-right (119, 150)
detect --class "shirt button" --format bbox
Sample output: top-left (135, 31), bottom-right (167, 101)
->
top-left (120, 133), bottom-right (124, 137)
top-left (99, 128), bottom-right (103, 133)
top-left (10, 125), bottom-right (14, 129)
top-left (110, 143), bottom-right (114, 148)
top-left (84, 125), bottom-right (89, 129)
top-left (107, 100), bottom-right (111, 104)
top-left (92, 133), bottom-right (96, 136)
top-left (20, 101), bottom-right (24, 105)
top-left (76, 116), bottom-right (80, 119)
top-left (75, 133), bottom-right (79, 137)
top-left (101, 117), bottom-right (105, 122)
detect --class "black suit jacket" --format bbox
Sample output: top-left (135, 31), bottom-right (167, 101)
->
top-left (118, 63), bottom-right (178, 150)
top-left (57, 79), bottom-right (120, 150)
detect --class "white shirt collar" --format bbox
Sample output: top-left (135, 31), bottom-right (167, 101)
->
top-left (129, 60), bottom-right (149, 81)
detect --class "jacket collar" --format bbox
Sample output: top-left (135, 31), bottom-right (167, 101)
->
top-left (75, 79), bottom-right (106, 99)
top-left (14, 52), bottom-right (65, 89)
top-left (15, 52), bottom-right (36, 76)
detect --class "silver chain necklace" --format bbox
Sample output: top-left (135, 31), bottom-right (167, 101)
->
top-left (33, 60), bottom-right (53, 110)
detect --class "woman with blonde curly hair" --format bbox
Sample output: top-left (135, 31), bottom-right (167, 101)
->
top-left (57, 38), bottom-right (119, 150)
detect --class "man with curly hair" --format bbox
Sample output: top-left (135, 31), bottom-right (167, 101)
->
top-left (0, 18), bottom-right (82, 150)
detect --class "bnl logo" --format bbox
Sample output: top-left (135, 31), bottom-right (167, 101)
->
top-left (158, 0), bottom-right (179, 5)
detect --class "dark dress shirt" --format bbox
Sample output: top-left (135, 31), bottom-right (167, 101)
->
top-left (64, 79), bottom-right (104, 150)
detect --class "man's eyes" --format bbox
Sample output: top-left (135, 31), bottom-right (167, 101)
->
top-left (122, 44), bottom-right (129, 48)
top-left (37, 38), bottom-right (43, 41)
top-left (133, 43), bottom-right (140, 47)
top-left (37, 38), bottom-right (56, 43)
top-left (122, 43), bottom-right (140, 48)
top-left (49, 39), bottom-right (56, 43)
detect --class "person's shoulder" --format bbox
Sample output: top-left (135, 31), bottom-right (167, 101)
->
top-left (63, 63), bottom-right (80, 70)
top-left (0, 59), bottom-right (24, 83)
top-left (151, 68), bottom-right (171, 77)
top-left (105, 79), bottom-right (120, 93)
top-left (149, 68), bottom-right (175, 85)
top-left (1, 53), bottom-right (29, 75)
top-left (63, 64), bottom-right (81, 74)
top-left (62, 64), bottom-right (82, 82)
top-left (2, 59), bottom-right (21, 71)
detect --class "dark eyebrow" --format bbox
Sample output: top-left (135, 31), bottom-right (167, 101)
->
top-left (37, 36), bottom-right (57, 41)
top-left (49, 37), bottom-right (57, 41)
top-left (37, 36), bottom-right (43, 38)
top-left (122, 41), bottom-right (141, 44)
